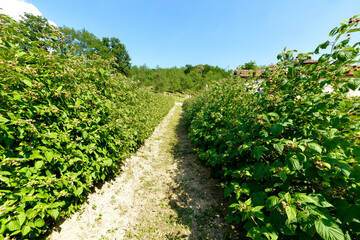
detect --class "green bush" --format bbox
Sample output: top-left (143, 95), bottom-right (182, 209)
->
top-left (184, 15), bottom-right (360, 239)
top-left (0, 14), bottom-right (174, 239)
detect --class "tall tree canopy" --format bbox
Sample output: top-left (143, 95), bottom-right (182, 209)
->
top-left (18, 15), bottom-right (131, 76)
top-left (101, 37), bottom-right (131, 76)
top-left (59, 27), bottom-right (101, 57)
top-left (60, 27), bottom-right (131, 76)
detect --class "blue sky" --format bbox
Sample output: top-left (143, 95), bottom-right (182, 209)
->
top-left (1, 0), bottom-right (360, 69)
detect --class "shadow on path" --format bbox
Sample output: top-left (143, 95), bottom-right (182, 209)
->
top-left (168, 107), bottom-right (245, 239)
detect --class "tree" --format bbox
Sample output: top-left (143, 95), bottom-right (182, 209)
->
top-left (60, 27), bottom-right (102, 57)
top-left (19, 13), bottom-right (59, 52)
top-left (241, 61), bottom-right (257, 70)
top-left (100, 37), bottom-right (131, 76)
top-left (20, 13), bottom-right (55, 42)
top-left (60, 27), bottom-right (131, 76)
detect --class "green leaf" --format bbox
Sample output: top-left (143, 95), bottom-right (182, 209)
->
top-left (262, 225), bottom-right (279, 240)
top-left (251, 148), bottom-right (263, 160)
top-left (308, 142), bottom-right (322, 154)
top-left (21, 78), bottom-right (33, 87)
top-left (354, 70), bottom-right (360, 78)
top-left (35, 161), bottom-right (44, 170)
top-left (309, 194), bottom-right (333, 208)
top-left (104, 159), bottom-right (113, 166)
top-left (47, 209), bottom-right (59, 220)
top-left (229, 203), bottom-right (239, 208)
top-left (266, 196), bottom-right (280, 210)
top-left (315, 218), bottom-right (345, 240)
top-left (21, 225), bottom-right (31, 236)
top-left (285, 206), bottom-right (297, 223)
top-left (268, 112), bottom-right (279, 119)
top-left (45, 151), bottom-right (54, 161)
top-left (348, 27), bottom-right (360, 33)
top-left (246, 227), bottom-right (262, 239)
top-left (7, 220), bottom-right (21, 231)
top-left (270, 124), bottom-right (283, 136)
top-left (287, 155), bottom-right (302, 171)
top-left (26, 208), bottom-right (38, 219)
top-left (298, 211), bottom-right (315, 234)
top-left (284, 192), bottom-right (291, 202)
top-left (0, 115), bottom-right (10, 124)
top-left (273, 143), bottom-right (284, 154)
top-left (0, 220), bottom-right (5, 234)
top-left (0, 176), bottom-right (10, 185)
top-left (337, 49), bottom-right (354, 62)
top-left (34, 218), bottom-right (45, 228)
top-left (224, 186), bottom-right (233, 198)
top-left (295, 193), bottom-right (318, 205)
top-left (74, 187), bottom-right (83, 196)
top-left (280, 172), bottom-right (287, 182)
top-left (16, 212), bottom-right (27, 226)
top-left (347, 78), bottom-right (360, 91)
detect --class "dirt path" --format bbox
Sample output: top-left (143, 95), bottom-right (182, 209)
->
top-left (48, 103), bottom-right (241, 240)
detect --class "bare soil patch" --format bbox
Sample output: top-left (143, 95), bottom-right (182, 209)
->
top-left (47, 103), bottom-right (242, 240)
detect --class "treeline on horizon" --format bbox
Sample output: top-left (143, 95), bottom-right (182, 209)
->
top-left (130, 64), bottom-right (232, 93)
top-left (16, 13), bottom-right (233, 94)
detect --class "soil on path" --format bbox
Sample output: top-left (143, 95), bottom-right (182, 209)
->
top-left (48, 103), bottom-right (242, 240)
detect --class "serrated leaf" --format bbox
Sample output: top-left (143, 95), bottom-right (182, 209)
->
top-left (287, 155), bottom-right (302, 171)
top-left (309, 194), bottom-right (333, 208)
top-left (298, 211), bottom-right (315, 234)
top-left (285, 206), bottom-right (297, 222)
top-left (266, 196), bottom-right (280, 210)
top-left (273, 143), bottom-right (284, 153)
top-left (295, 193), bottom-right (318, 205)
top-left (347, 78), bottom-right (360, 91)
top-left (337, 49), bottom-right (354, 62)
top-left (315, 218), bottom-right (344, 240)
top-left (308, 142), bottom-right (322, 154)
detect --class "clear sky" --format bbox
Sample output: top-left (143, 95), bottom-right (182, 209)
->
top-left (1, 0), bottom-right (360, 70)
